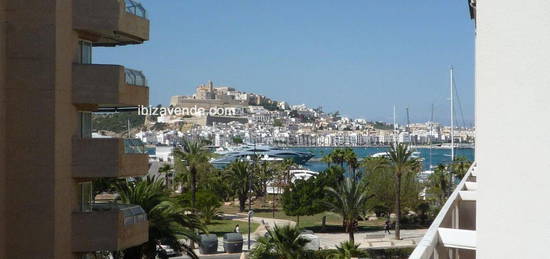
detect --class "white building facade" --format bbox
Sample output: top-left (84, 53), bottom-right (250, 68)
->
top-left (412, 1), bottom-right (550, 258)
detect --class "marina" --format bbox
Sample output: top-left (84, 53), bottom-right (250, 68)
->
top-left (290, 146), bottom-right (474, 172)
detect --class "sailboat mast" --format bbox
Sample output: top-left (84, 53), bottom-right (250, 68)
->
top-left (393, 105), bottom-right (396, 130)
top-left (393, 105), bottom-right (397, 146)
top-left (450, 66), bottom-right (455, 161)
top-left (406, 106), bottom-right (410, 132)
top-left (429, 103), bottom-right (433, 169)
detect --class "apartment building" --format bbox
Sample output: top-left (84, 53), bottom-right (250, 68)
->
top-left (412, 0), bottom-right (550, 258)
top-left (1, 0), bottom-right (151, 258)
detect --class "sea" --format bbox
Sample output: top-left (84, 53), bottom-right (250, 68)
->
top-left (287, 147), bottom-right (475, 172)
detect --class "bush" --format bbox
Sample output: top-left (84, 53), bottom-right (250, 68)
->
top-left (372, 204), bottom-right (390, 218)
top-left (309, 248), bottom-right (413, 259)
top-left (179, 191), bottom-right (221, 224)
top-left (367, 247), bottom-right (414, 258)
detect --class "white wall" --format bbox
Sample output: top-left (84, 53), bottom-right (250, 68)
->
top-left (476, 0), bottom-right (550, 257)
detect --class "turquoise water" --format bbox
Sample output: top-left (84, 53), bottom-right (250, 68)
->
top-left (288, 147), bottom-right (475, 172)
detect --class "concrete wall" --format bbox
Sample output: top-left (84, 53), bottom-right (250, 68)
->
top-left (476, 0), bottom-right (550, 257)
top-left (0, 0), bottom-right (6, 256)
top-left (4, 0), bottom-right (76, 257)
top-left (2, 0), bottom-right (149, 257)
top-left (72, 210), bottom-right (149, 252)
top-left (72, 138), bottom-right (149, 178)
top-left (72, 64), bottom-right (149, 108)
top-left (73, 0), bottom-right (149, 45)
top-left (458, 200), bottom-right (476, 231)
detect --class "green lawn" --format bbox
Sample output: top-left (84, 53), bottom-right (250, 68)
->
top-left (204, 219), bottom-right (259, 237)
top-left (221, 203), bottom-right (386, 233)
top-left (253, 210), bottom-right (386, 233)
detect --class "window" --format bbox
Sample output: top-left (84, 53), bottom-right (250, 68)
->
top-left (78, 40), bottom-right (92, 64)
top-left (80, 112), bottom-right (92, 139)
top-left (79, 182), bottom-right (93, 212)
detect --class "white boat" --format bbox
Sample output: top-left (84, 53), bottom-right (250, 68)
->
top-left (289, 169), bottom-right (319, 182)
top-left (418, 170), bottom-right (434, 183)
top-left (370, 150), bottom-right (424, 161)
top-left (370, 152), bottom-right (389, 158)
top-left (260, 154), bottom-right (284, 162)
top-left (266, 169), bottom-right (319, 194)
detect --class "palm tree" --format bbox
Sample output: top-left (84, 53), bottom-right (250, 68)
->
top-left (426, 164), bottom-right (451, 206)
top-left (158, 164), bottom-right (173, 189)
top-left (173, 139), bottom-right (212, 211)
top-left (331, 149), bottom-right (346, 168)
top-left (257, 160), bottom-right (278, 197)
top-left (116, 177), bottom-right (204, 259)
top-left (342, 148), bottom-right (359, 175)
top-left (225, 160), bottom-right (253, 212)
top-left (330, 241), bottom-right (361, 259)
top-left (158, 164), bottom-right (172, 174)
top-left (324, 176), bottom-right (371, 243)
top-left (361, 157), bottom-right (389, 175)
top-left (387, 143), bottom-right (421, 240)
top-left (249, 225), bottom-right (310, 259)
top-left (451, 156), bottom-right (472, 180)
top-left (274, 158), bottom-right (296, 187)
top-left (270, 159), bottom-right (296, 218)
top-left (321, 153), bottom-right (334, 167)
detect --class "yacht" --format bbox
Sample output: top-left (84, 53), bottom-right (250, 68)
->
top-left (210, 144), bottom-right (314, 167)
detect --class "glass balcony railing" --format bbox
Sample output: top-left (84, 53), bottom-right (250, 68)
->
top-left (125, 68), bottom-right (147, 87)
top-left (125, 0), bottom-right (147, 18)
top-left (124, 138), bottom-right (146, 154)
top-left (91, 203), bottom-right (148, 226)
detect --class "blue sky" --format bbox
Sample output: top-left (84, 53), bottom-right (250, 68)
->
top-left (95, 0), bottom-right (475, 126)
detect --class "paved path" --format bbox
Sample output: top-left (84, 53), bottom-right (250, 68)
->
top-left (316, 229), bottom-right (427, 249)
top-left (230, 213), bottom-right (295, 236)
top-left (188, 214), bottom-right (427, 257)
top-left (229, 214), bottom-right (426, 249)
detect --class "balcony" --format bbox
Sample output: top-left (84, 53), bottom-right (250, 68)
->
top-left (72, 203), bottom-right (149, 252)
top-left (73, 0), bottom-right (149, 46)
top-left (73, 64), bottom-right (149, 110)
top-left (409, 162), bottom-right (477, 259)
top-left (72, 138), bottom-right (149, 178)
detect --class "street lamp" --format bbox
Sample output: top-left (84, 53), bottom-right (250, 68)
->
top-left (245, 155), bottom-right (254, 250)
top-left (247, 209), bottom-right (254, 250)
top-left (246, 129), bottom-right (258, 250)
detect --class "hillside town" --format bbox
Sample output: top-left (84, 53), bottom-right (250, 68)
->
top-left (133, 81), bottom-right (475, 148)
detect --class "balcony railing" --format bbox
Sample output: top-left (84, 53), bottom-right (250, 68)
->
top-left (92, 203), bottom-right (147, 225)
top-left (124, 138), bottom-right (146, 154)
top-left (409, 162), bottom-right (477, 259)
top-left (125, 0), bottom-right (147, 18)
top-left (125, 68), bottom-right (147, 87)
top-left (72, 202), bottom-right (149, 252)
